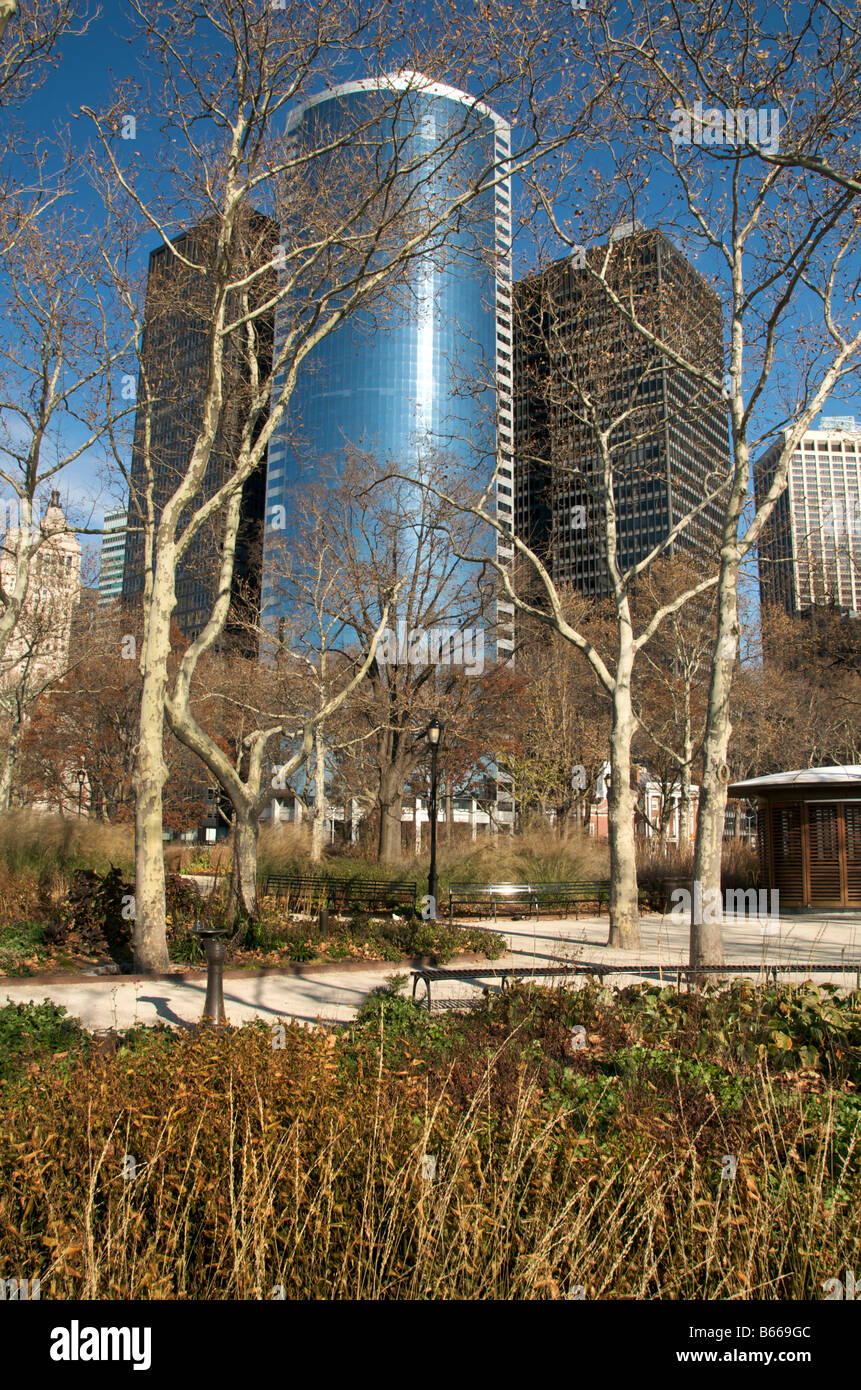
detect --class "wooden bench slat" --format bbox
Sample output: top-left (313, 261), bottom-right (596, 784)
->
top-left (263, 874), bottom-right (416, 912)
top-left (447, 881), bottom-right (610, 921)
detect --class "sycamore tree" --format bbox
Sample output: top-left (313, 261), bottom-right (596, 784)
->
top-left (0, 2), bottom-right (92, 108)
top-left (630, 557), bottom-right (717, 847)
top-left (0, 2), bottom-right (94, 256)
top-left (432, 232), bottom-right (727, 949)
top-left (82, 0), bottom-right (599, 968)
top-left (430, 1), bottom-right (861, 959)
top-left (0, 201), bottom-right (132, 786)
top-left (0, 5), bottom-right (128, 805)
top-left (582, 0), bottom-right (861, 964)
top-left (164, 524), bottom-right (400, 924)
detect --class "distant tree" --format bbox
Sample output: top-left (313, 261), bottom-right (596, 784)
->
top-left (503, 599), bottom-right (611, 834)
top-left (19, 602), bottom-right (209, 830)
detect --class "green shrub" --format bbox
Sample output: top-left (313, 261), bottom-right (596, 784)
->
top-left (0, 1000), bottom-right (88, 1083)
top-left (0, 921), bottom-right (49, 974)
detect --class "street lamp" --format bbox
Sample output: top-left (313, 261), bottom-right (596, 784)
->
top-left (426, 717), bottom-right (443, 919)
top-left (75, 768), bottom-right (86, 818)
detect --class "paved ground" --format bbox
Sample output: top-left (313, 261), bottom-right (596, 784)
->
top-left (2, 909), bottom-right (859, 1031)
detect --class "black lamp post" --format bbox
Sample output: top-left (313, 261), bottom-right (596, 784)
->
top-left (192, 922), bottom-right (230, 1028)
top-left (426, 717), bottom-right (443, 919)
top-left (75, 768), bottom-right (86, 818)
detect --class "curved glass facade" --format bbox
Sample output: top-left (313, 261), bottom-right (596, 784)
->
top-left (260, 72), bottom-right (513, 648)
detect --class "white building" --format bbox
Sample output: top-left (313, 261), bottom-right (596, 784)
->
top-left (755, 416), bottom-right (861, 615)
top-left (0, 490), bottom-right (82, 691)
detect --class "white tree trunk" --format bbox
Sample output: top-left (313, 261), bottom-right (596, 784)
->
top-left (0, 712), bottom-right (23, 811)
top-left (133, 552), bottom-right (175, 973)
top-left (311, 723), bottom-right (326, 864)
top-left (691, 570), bottom-right (739, 968)
top-left (607, 648), bottom-right (641, 949)
top-left (230, 807), bottom-right (259, 923)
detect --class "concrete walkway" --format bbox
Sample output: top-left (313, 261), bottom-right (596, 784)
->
top-left (2, 910), bottom-right (859, 1031)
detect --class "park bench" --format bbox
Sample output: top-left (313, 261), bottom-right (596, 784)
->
top-left (447, 880), bottom-right (611, 922)
top-left (263, 874), bottom-right (417, 915)
top-left (411, 959), bottom-right (861, 1011)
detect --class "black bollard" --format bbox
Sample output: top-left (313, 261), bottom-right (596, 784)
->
top-left (192, 923), bottom-right (230, 1028)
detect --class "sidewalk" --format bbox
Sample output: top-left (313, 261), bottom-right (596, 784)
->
top-left (2, 910), bottom-right (859, 1030)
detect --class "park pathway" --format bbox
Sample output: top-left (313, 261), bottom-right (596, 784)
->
top-left (2, 910), bottom-right (859, 1031)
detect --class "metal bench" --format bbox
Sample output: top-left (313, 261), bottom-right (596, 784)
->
top-left (264, 874), bottom-right (417, 914)
top-left (447, 881), bottom-right (610, 922)
top-left (411, 959), bottom-right (861, 1010)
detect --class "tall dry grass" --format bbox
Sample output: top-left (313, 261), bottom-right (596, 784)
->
top-left (0, 811), bottom-right (134, 878)
top-left (2, 1014), bottom-right (857, 1299)
top-left (636, 837), bottom-right (761, 908)
top-left (0, 812), bottom-right (134, 925)
top-left (254, 822), bottom-right (609, 891)
top-left (435, 824), bottom-right (608, 888)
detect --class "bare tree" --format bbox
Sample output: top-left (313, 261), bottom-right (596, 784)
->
top-left (631, 558), bottom-right (717, 848)
top-left (0, 200), bottom-right (131, 772)
top-left (166, 572), bottom-right (397, 925)
top-left (576, 0), bottom-right (861, 964)
top-left (0, 1), bottom-right (92, 106)
top-left (425, 234), bottom-right (726, 948)
top-left (426, 2), bottom-right (861, 958)
top-left (285, 458), bottom-right (493, 864)
top-left (84, 0), bottom-right (594, 968)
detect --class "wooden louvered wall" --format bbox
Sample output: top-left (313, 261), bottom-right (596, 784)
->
top-left (847, 805), bottom-right (861, 908)
top-left (766, 797), bottom-right (861, 908)
top-left (770, 803), bottom-right (804, 906)
top-left (807, 804), bottom-right (843, 906)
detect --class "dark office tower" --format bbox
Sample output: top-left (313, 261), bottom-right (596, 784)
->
top-left (122, 212), bottom-right (278, 642)
top-left (513, 226), bottom-right (729, 597)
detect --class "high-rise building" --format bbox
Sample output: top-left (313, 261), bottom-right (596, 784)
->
top-left (121, 213), bottom-right (278, 642)
top-left (513, 227), bottom-right (729, 596)
top-left (0, 490), bottom-right (82, 689)
top-left (260, 71), bottom-right (514, 661)
top-left (755, 417), bottom-right (861, 618)
top-left (98, 507), bottom-right (127, 606)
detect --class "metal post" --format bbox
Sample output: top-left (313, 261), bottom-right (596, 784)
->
top-left (193, 924), bottom-right (229, 1028)
top-left (428, 739), bottom-right (439, 919)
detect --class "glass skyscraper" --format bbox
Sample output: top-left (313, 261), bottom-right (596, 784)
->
top-left (260, 71), bottom-right (514, 664)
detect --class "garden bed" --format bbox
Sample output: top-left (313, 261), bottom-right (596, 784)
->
top-left (1, 977), bottom-right (859, 1298)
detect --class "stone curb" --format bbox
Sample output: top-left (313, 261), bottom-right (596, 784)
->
top-left (0, 950), bottom-right (494, 988)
